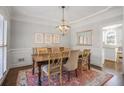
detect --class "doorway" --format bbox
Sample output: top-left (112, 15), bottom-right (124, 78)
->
top-left (102, 24), bottom-right (123, 73)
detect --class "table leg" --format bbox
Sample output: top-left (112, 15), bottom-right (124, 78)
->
top-left (75, 69), bottom-right (78, 77)
top-left (88, 54), bottom-right (91, 70)
top-left (38, 63), bottom-right (42, 85)
top-left (88, 64), bottom-right (90, 70)
top-left (32, 59), bottom-right (35, 75)
top-left (68, 71), bottom-right (70, 81)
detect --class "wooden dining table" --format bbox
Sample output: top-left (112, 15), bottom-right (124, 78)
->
top-left (32, 52), bottom-right (91, 86)
top-left (32, 54), bottom-right (68, 85)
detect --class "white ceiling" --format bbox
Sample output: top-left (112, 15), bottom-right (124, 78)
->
top-left (10, 6), bottom-right (123, 27)
top-left (11, 6), bottom-right (110, 22)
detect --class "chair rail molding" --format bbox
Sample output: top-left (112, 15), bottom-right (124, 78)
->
top-left (8, 48), bottom-right (32, 53)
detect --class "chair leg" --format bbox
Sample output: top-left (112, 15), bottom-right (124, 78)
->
top-left (60, 72), bottom-right (62, 85)
top-left (41, 70), bottom-right (43, 78)
top-left (68, 71), bottom-right (70, 81)
top-left (48, 75), bottom-right (50, 85)
top-left (32, 61), bottom-right (35, 75)
top-left (75, 69), bottom-right (78, 77)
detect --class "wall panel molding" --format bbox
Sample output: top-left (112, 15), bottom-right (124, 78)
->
top-left (8, 48), bottom-right (32, 68)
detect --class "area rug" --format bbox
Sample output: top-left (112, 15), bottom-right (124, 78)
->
top-left (16, 68), bottom-right (113, 86)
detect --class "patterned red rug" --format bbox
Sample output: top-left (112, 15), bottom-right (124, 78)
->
top-left (17, 68), bottom-right (113, 86)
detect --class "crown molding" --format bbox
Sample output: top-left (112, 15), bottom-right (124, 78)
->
top-left (70, 6), bottom-right (112, 24)
top-left (10, 6), bottom-right (122, 28)
top-left (11, 7), bottom-right (122, 29)
top-left (71, 13), bottom-right (123, 29)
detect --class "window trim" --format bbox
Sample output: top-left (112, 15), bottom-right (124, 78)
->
top-left (77, 30), bottom-right (92, 46)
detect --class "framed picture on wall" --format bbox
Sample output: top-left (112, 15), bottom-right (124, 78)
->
top-left (34, 32), bottom-right (61, 44)
top-left (34, 32), bottom-right (44, 43)
top-left (44, 33), bottom-right (53, 44)
top-left (53, 34), bottom-right (61, 43)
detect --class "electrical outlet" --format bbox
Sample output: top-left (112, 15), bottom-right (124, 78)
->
top-left (18, 58), bottom-right (24, 62)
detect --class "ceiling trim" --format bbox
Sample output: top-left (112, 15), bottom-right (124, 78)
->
top-left (70, 6), bottom-right (112, 24)
top-left (11, 12), bottom-right (122, 29)
top-left (11, 6), bottom-right (112, 25)
top-left (71, 13), bottom-right (123, 29)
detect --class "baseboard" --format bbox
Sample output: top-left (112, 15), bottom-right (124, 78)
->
top-left (11, 62), bottom-right (32, 69)
top-left (90, 64), bottom-right (102, 70)
top-left (0, 69), bottom-right (9, 86)
top-left (10, 65), bottom-right (32, 70)
top-left (104, 59), bottom-right (115, 63)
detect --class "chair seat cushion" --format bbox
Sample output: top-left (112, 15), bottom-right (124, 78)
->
top-left (42, 65), bottom-right (48, 75)
top-left (63, 64), bottom-right (74, 71)
top-left (42, 65), bottom-right (61, 75)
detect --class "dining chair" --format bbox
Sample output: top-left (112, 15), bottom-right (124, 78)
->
top-left (52, 47), bottom-right (60, 53)
top-left (42, 52), bottom-right (63, 85)
top-left (36, 48), bottom-right (48, 55)
top-left (32, 48), bottom-right (48, 73)
top-left (47, 48), bottom-right (52, 53)
top-left (63, 50), bottom-right (80, 81)
top-left (81, 49), bottom-right (91, 70)
top-left (61, 49), bottom-right (70, 65)
top-left (60, 47), bottom-right (64, 52)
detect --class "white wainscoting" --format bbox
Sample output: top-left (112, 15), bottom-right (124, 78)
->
top-left (8, 48), bottom-right (33, 68)
top-left (103, 47), bottom-right (116, 61)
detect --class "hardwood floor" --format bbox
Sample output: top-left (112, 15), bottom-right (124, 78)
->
top-left (103, 61), bottom-right (124, 86)
top-left (2, 65), bottom-right (32, 86)
top-left (104, 68), bottom-right (124, 86)
top-left (2, 64), bottom-right (124, 86)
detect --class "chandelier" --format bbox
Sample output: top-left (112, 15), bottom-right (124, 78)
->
top-left (56, 6), bottom-right (71, 36)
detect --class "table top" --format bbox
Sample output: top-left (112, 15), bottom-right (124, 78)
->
top-left (32, 54), bottom-right (69, 62)
top-left (32, 55), bottom-right (49, 62)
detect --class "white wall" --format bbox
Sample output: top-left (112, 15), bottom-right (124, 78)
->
top-left (0, 6), bottom-right (11, 85)
top-left (11, 20), bottom-right (71, 49)
top-left (103, 48), bottom-right (116, 61)
top-left (10, 20), bottom-right (71, 68)
top-left (70, 10), bottom-right (123, 67)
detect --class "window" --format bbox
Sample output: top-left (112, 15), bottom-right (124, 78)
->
top-left (103, 30), bottom-right (116, 45)
top-left (103, 24), bottom-right (122, 46)
top-left (0, 15), bottom-right (7, 79)
top-left (77, 30), bottom-right (92, 46)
